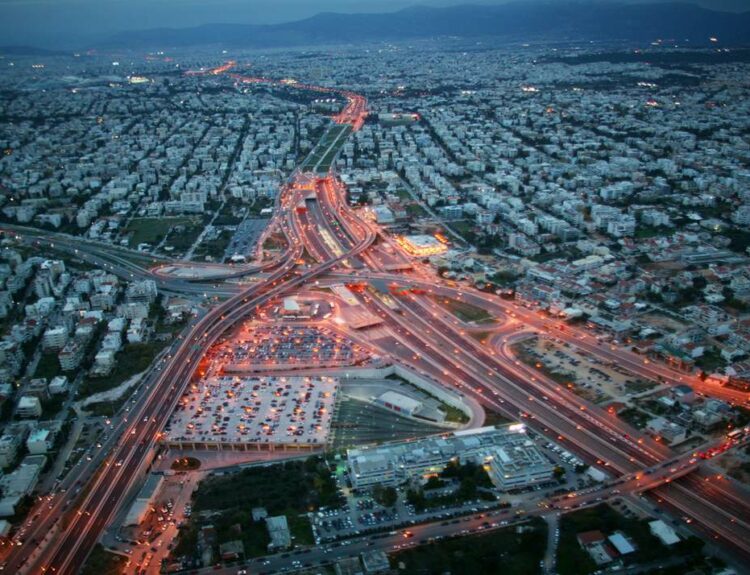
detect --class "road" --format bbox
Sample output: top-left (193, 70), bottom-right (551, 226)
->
top-left (188, 450), bottom-right (703, 575)
top-left (5, 62), bottom-right (750, 574)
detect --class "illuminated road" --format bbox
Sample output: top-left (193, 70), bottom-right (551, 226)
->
top-left (6, 61), bottom-right (750, 574)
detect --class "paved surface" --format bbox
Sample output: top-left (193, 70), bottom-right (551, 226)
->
top-left (6, 64), bottom-right (750, 575)
top-left (225, 218), bottom-right (270, 260)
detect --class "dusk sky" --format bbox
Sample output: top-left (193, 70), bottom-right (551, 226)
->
top-left (1, 0), bottom-right (749, 48)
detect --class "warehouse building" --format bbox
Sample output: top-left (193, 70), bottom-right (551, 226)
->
top-left (266, 515), bottom-right (292, 550)
top-left (124, 473), bottom-right (164, 526)
top-left (375, 391), bottom-right (423, 417)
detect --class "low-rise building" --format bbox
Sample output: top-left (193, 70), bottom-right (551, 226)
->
top-left (347, 425), bottom-right (552, 491)
top-left (266, 515), bottom-right (292, 550)
top-left (375, 391), bottom-right (423, 417)
top-left (0, 455), bottom-right (45, 517)
top-left (59, 341), bottom-right (84, 371)
top-left (48, 375), bottom-right (69, 395)
top-left (124, 474), bottom-right (164, 526)
top-left (360, 550), bottom-right (389, 574)
top-left (649, 519), bottom-right (680, 546)
top-left (0, 434), bottom-right (21, 468)
top-left (486, 442), bottom-right (555, 490)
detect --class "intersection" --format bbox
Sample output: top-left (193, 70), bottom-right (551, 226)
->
top-left (5, 65), bottom-right (750, 575)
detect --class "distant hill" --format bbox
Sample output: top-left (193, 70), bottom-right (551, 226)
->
top-left (0, 45), bottom-right (67, 56)
top-left (96, 2), bottom-right (750, 50)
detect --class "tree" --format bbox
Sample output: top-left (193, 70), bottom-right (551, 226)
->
top-left (457, 477), bottom-right (477, 500)
top-left (372, 484), bottom-right (398, 508)
top-left (406, 488), bottom-right (426, 511)
top-left (424, 475), bottom-right (445, 490)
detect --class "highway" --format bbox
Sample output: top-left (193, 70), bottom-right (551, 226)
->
top-left (308, 219), bottom-right (750, 563)
top-left (8, 115), bottom-right (373, 573)
top-left (6, 61), bottom-right (750, 574)
top-left (339, 280), bottom-right (750, 564)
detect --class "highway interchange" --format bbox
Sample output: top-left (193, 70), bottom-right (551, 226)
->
top-left (3, 64), bottom-right (750, 574)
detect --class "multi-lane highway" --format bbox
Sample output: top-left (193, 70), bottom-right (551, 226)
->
top-left (7, 62), bottom-right (750, 575)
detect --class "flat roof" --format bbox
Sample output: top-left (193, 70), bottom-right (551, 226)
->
top-left (377, 391), bottom-right (422, 412)
top-left (608, 532), bottom-right (635, 555)
top-left (403, 234), bottom-right (443, 248)
top-left (649, 520), bottom-right (680, 545)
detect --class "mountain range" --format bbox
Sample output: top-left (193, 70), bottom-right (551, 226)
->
top-left (97, 2), bottom-right (750, 50)
top-left (4, 1), bottom-right (750, 54)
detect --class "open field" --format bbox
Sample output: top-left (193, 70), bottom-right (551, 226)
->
top-left (125, 216), bottom-right (198, 246)
top-left (512, 336), bottom-right (660, 404)
top-left (431, 295), bottom-right (495, 324)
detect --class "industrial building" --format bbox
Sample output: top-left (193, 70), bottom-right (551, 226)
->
top-left (347, 425), bottom-right (553, 491)
top-left (124, 473), bottom-right (164, 526)
top-left (485, 441), bottom-right (556, 490)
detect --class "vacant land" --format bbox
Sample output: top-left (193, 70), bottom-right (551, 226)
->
top-left (172, 456), bottom-right (336, 561)
top-left (80, 341), bottom-right (166, 396)
top-left (34, 352), bottom-right (62, 380)
top-left (512, 336), bottom-right (657, 404)
top-left (431, 295), bottom-right (494, 323)
top-left (125, 216), bottom-right (197, 246)
top-left (193, 456), bottom-right (342, 513)
top-left (193, 229), bottom-right (233, 262)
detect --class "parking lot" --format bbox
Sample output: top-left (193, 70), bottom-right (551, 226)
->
top-left (221, 325), bottom-right (372, 371)
top-left (225, 217), bottom-right (269, 259)
top-left (164, 375), bottom-right (339, 446)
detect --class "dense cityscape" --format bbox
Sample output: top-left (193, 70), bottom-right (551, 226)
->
top-left (1, 2), bottom-right (750, 575)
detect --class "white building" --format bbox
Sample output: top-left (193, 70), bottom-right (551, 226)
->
top-left (59, 341), bottom-right (84, 371)
top-left (486, 443), bottom-right (555, 490)
top-left (376, 391), bottom-right (423, 417)
top-left (347, 425), bottom-right (552, 491)
top-left (48, 375), bottom-right (69, 395)
top-left (124, 474), bottom-right (164, 526)
top-left (649, 520), bottom-right (680, 546)
top-left (27, 429), bottom-right (54, 455)
top-left (127, 317), bottom-right (147, 343)
top-left (372, 205), bottom-right (395, 224)
top-left (0, 456), bottom-right (45, 517)
top-left (42, 326), bottom-right (68, 351)
top-left (17, 396), bottom-right (42, 419)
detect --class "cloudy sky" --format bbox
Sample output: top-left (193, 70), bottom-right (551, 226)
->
top-left (1, 0), bottom-right (749, 49)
